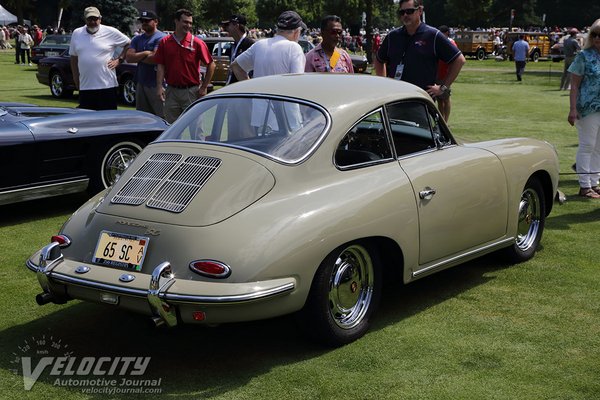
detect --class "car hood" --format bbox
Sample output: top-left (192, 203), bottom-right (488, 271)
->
top-left (95, 142), bottom-right (276, 227)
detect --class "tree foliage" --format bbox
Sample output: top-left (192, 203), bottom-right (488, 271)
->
top-left (68, 0), bottom-right (137, 34)
top-left (14, 0), bottom-right (600, 35)
top-left (155, 0), bottom-right (203, 31)
top-left (201, 0), bottom-right (258, 30)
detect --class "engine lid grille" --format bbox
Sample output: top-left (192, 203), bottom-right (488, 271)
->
top-left (111, 153), bottom-right (182, 206)
top-left (146, 156), bottom-right (222, 213)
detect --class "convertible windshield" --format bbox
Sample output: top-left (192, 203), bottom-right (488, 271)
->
top-left (159, 96), bottom-right (329, 163)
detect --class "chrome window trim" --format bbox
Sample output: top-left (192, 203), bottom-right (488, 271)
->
top-left (157, 93), bottom-right (332, 166)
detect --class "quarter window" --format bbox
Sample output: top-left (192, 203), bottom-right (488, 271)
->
top-left (335, 110), bottom-right (392, 167)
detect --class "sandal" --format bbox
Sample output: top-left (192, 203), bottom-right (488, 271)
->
top-left (579, 188), bottom-right (600, 199)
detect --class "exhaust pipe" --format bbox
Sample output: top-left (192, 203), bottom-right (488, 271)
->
top-left (150, 316), bottom-right (165, 328)
top-left (36, 292), bottom-right (54, 305)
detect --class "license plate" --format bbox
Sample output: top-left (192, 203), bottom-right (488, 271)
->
top-left (93, 231), bottom-right (149, 271)
top-left (46, 51), bottom-right (59, 56)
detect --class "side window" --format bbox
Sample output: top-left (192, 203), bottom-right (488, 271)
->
top-left (385, 101), bottom-right (436, 157)
top-left (427, 105), bottom-right (453, 147)
top-left (335, 110), bottom-right (392, 167)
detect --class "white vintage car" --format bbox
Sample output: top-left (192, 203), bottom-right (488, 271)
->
top-left (27, 74), bottom-right (560, 346)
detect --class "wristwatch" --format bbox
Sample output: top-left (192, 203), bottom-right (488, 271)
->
top-left (439, 84), bottom-right (451, 95)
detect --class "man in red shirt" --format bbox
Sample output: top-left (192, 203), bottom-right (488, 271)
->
top-left (154, 9), bottom-right (215, 123)
top-left (31, 25), bottom-right (43, 46)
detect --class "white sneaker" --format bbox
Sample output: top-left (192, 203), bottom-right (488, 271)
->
top-left (20, 63), bottom-right (24, 65)
top-left (28, 63), bottom-right (32, 66)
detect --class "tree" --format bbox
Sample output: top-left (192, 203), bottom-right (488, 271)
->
top-left (488, 0), bottom-right (542, 28)
top-left (444, 0), bottom-right (492, 28)
top-left (68, 0), bottom-right (137, 34)
top-left (200, 0), bottom-right (258, 30)
top-left (155, 0), bottom-right (203, 31)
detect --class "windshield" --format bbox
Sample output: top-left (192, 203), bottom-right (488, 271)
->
top-left (159, 96), bottom-right (329, 163)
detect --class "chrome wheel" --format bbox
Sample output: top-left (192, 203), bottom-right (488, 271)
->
top-left (50, 72), bottom-right (67, 98)
top-left (328, 244), bottom-right (375, 329)
top-left (122, 78), bottom-right (136, 106)
top-left (504, 177), bottom-right (546, 263)
top-left (100, 141), bottom-right (142, 188)
top-left (299, 241), bottom-right (381, 346)
top-left (515, 188), bottom-right (541, 252)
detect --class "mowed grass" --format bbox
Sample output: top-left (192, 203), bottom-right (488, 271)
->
top-left (1, 49), bottom-right (599, 399)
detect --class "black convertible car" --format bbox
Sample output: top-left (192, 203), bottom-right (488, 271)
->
top-left (0, 103), bottom-right (168, 206)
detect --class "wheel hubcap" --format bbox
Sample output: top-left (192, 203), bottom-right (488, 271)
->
top-left (328, 245), bottom-right (374, 330)
top-left (124, 80), bottom-right (135, 104)
top-left (516, 188), bottom-right (541, 251)
top-left (51, 75), bottom-right (63, 96)
top-left (103, 148), bottom-right (138, 187)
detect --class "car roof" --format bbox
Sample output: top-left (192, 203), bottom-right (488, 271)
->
top-left (211, 74), bottom-right (431, 118)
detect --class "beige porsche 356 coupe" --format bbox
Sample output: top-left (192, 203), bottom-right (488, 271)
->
top-left (27, 74), bottom-right (560, 346)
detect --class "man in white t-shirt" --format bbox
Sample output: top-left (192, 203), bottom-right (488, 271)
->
top-left (69, 7), bottom-right (130, 110)
top-left (231, 10), bottom-right (305, 80)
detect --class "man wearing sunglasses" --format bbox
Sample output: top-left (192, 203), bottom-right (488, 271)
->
top-left (305, 15), bottom-right (354, 73)
top-left (374, 0), bottom-right (464, 102)
top-left (220, 14), bottom-right (255, 85)
top-left (69, 6), bottom-right (130, 110)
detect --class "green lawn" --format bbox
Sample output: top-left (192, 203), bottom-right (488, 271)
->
top-left (1, 49), bottom-right (599, 400)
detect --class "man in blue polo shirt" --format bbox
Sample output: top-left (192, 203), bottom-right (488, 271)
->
top-left (512, 34), bottom-right (530, 82)
top-left (126, 10), bottom-right (166, 117)
top-left (374, 0), bottom-right (464, 101)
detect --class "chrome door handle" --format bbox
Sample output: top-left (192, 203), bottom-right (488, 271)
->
top-left (419, 189), bottom-right (436, 200)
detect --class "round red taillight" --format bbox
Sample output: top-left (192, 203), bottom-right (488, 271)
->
top-left (51, 234), bottom-right (71, 248)
top-left (189, 260), bottom-right (231, 279)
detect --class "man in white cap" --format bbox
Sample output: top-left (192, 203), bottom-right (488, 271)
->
top-left (231, 10), bottom-right (305, 80)
top-left (69, 6), bottom-right (130, 110)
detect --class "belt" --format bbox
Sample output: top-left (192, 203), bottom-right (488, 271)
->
top-left (168, 84), bottom-right (199, 89)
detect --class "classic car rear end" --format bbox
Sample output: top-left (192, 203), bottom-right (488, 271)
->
top-left (26, 75), bottom-right (560, 346)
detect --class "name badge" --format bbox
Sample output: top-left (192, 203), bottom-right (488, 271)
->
top-left (394, 63), bottom-right (404, 80)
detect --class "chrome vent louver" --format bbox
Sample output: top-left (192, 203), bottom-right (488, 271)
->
top-left (147, 156), bottom-right (222, 213)
top-left (112, 153), bottom-right (182, 205)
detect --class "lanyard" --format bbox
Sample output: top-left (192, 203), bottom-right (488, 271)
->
top-left (231, 34), bottom-right (246, 62)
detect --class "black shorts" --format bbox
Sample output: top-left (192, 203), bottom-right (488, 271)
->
top-left (79, 87), bottom-right (118, 110)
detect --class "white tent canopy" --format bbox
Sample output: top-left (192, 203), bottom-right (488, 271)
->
top-left (0, 4), bottom-right (17, 25)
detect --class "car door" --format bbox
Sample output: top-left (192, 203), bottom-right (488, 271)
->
top-left (0, 117), bottom-right (37, 190)
top-left (385, 101), bottom-right (508, 266)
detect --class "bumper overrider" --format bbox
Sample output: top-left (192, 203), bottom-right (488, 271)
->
top-left (27, 242), bottom-right (296, 327)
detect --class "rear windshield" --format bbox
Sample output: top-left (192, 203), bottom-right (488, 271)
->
top-left (158, 96), bottom-right (330, 163)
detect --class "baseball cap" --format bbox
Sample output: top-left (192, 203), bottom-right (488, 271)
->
top-left (277, 11), bottom-right (305, 30)
top-left (84, 7), bottom-right (101, 19)
top-left (138, 10), bottom-right (158, 20)
top-left (221, 14), bottom-right (247, 26)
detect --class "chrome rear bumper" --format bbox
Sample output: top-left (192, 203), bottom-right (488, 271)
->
top-left (27, 242), bottom-right (296, 327)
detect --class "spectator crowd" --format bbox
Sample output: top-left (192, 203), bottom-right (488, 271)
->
top-left (3, 2), bottom-right (598, 199)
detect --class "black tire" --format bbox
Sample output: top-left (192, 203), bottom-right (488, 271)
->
top-left (476, 48), bottom-right (486, 61)
top-left (297, 241), bottom-right (382, 347)
top-left (531, 51), bottom-right (540, 62)
top-left (89, 140), bottom-right (143, 193)
top-left (50, 71), bottom-right (73, 98)
top-left (503, 177), bottom-right (546, 263)
top-left (121, 75), bottom-right (136, 106)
